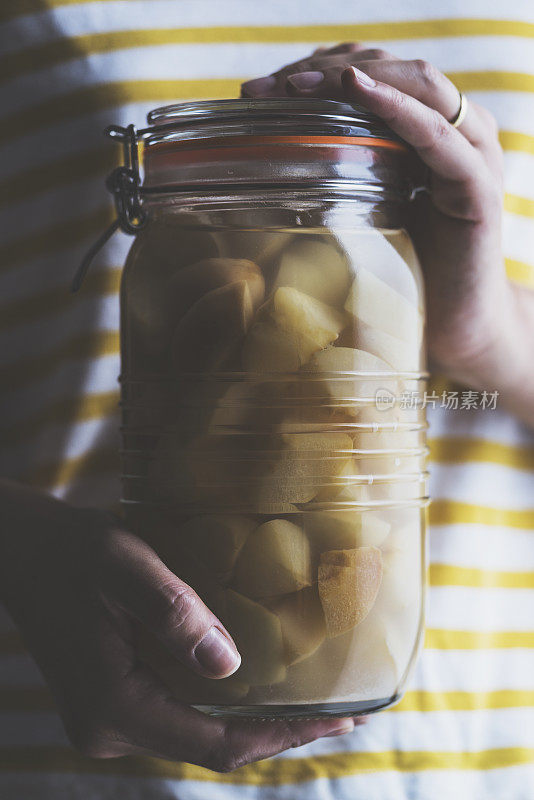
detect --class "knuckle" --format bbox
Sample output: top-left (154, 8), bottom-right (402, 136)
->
top-left (66, 714), bottom-right (120, 759)
top-left (414, 58), bottom-right (440, 86)
top-left (427, 111), bottom-right (451, 147)
top-left (205, 745), bottom-right (242, 774)
top-left (158, 582), bottom-right (200, 631)
top-left (359, 47), bottom-right (389, 60)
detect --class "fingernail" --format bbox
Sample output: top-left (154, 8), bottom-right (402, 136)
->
top-left (349, 66), bottom-right (376, 88)
top-left (242, 75), bottom-right (277, 96)
top-left (287, 71), bottom-right (324, 90)
top-left (195, 627), bottom-right (241, 677)
top-left (322, 719), bottom-right (355, 737)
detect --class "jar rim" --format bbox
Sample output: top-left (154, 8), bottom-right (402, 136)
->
top-left (143, 97), bottom-right (405, 147)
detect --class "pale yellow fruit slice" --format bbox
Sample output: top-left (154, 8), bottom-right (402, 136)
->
top-left (333, 228), bottom-right (419, 304)
top-left (304, 345), bottom-right (398, 417)
top-left (241, 319), bottom-right (301, 372)
top-left (171, 280), bottom-right (254, 373)
top-left (223, 589), bottom-right (286, 685)
top-left (318, 546), bottom-right (383, 637)
top-left (242, 287), bottom-right (346, 371)
top-left (356, 324), bottom-right (419, 371)
top-left (234, 519), bottom-right (312, 598)
top-left (214, 230), bottom-right (294, 268)
top-left (253, 431), bottom-right (353, 505)
top-left (305, 510), bottom-right (391, 554)
top-left (177, 515), bottom-right (256, 580)
top-left (124, 221), bottom-right (218, 361)
top-left (273, 237), bottom-right (350, 306)
top-left (168, 257), bottom-right (265, 319)
top-left (344, 267), bottom-right (423, 344)
top-left (378, 527), bottom-right (423, 610)
top-left (267, 586), bottom-right (326, 665)
top-left (268, 610), bottom-right (403, 703)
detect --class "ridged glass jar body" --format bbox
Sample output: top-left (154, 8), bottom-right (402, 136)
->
top-left (120, 189), bottom-right (428, 718)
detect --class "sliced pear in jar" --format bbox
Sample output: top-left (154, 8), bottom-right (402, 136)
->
top-left (267, 586), bottom-right (326, 665)
top-left (352, 323), bottom-right (420, 372)
top-left (305, 510), bottom-right (391, 555)
top-left (252, 431), bottom-right (353, 505)
top-left (222, 589), bottom-right (286, 685)
top-left (168, 257), bottom-right (265, 319)
top-left (171, 280), bottom-right (254, 373)
top-left (344, 267), bottom-right (423, 345)
top-left (242, 287), bottom-right (346, 372)
top-left (177, 515), bottom-right (256, 581)
top-left (303, 345), bottom-right (398, 416)
top-left (273, 237), bottom-right (350, 306)
top-left (318, 546), bottom-right (383, 638)
top-left (233, 518), bottom-right (312, 598)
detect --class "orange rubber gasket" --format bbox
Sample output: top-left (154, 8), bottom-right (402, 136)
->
top-left (147, 134), bottom-right (406, 153)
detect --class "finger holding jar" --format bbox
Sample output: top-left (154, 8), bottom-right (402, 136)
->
top-left (242, 45), bottom-right (534, 427)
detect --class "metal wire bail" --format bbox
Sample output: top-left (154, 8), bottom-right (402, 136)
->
top-left (72, 124), bottom-right (148, 292)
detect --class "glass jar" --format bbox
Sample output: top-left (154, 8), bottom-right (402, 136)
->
top-left (116, 99), bottom-right (428, 718)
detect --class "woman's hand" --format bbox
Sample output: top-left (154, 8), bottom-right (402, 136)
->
top-left (0, 481), bottom-right (356, 771)
top-left (242, 45), bottom-right (534, 427)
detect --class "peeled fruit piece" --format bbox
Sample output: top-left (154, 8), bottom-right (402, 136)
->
top-left (124, 221), bottom-right (218, 360)
top-left (242, 319), bottom-right (301, 372)
top-left (168, 257), bottom-right (265, 319)
top-left (318, 546), bottom-right (383, 637)
top-left (378, 527), bottom-right (422, 610)
top-left (177, 515), bottom-right (256, 580)
top-left (345, 267), bottom-right (423, 344)
top-left (253, 431), bottom-right (353, 505)
top-left (305, 511), bottom-right (391, 554)
top-left (242, 287), bottom-right (346, 371)
top-left (234, 518), bottom-right (312, 598)
top-left (333, 228), bottom-right (419, 304)
top-left (267, 587), bottom-right (326, 665)
top-left (273, 237), bottom-right (350, 306)
top-left (304, 346), bottom-right (398, 416)
top-left (214, 230), bottom-right (294, 268)
top-left (356, 323), bottom-right (419, 372)
top-left (223, 589), bottom-right (286, 684)
top-left (172, 281), bottom-right (254, 373)
top-left (277, 610), bottom-right (405, 703)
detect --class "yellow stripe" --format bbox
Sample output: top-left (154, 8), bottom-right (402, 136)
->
top-left (5, 20), bottom-right (534, 81)
top-left (429, 437), bottom-right (534, 471)
top-left (0, 745), bottom-right (532, 781)
top-left (396, 689), bottom-right (534, 712)
top-left (0, 266), bottom-right (121, 333)
top-left (0, 145), bottom-right (116, 210)
top-left (2, 686), bottom-right (534, 715)
top-left (0, 330), bottom-right (119, 394)
top-left (449, 71), bottom-right (534, 93)
top-left (2, 390), bottom-right (118, 449)
top-left (0, 205), bottom-right (112, 273)
top-left (506, 257), bottom-right (534, 287)
top-left (505, 193), bottom-right (534, 219)
top-left (500, 130), bottom-right (534, 155)
top-left (23, 446), bottom-right (119, 491)
top-left (0, 80), bottom-right (239, 149)
top-left (429, 564), bottom-right (534, 589)
top-left (2, 71), bottom-right (533, 151)
top-left (425, 628), bottom-right (534, 649)
top-left (430, 500), bottom-right (534, 530)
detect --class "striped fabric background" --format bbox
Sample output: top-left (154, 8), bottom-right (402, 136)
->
top-left (1, 1), bottom-right (534, 797)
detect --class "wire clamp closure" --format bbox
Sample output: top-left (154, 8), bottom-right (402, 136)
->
top-left (71, 124), bottom-right (148, 292)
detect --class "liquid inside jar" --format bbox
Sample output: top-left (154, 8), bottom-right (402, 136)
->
top-left (121, 209), bottom-right (427, 717)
